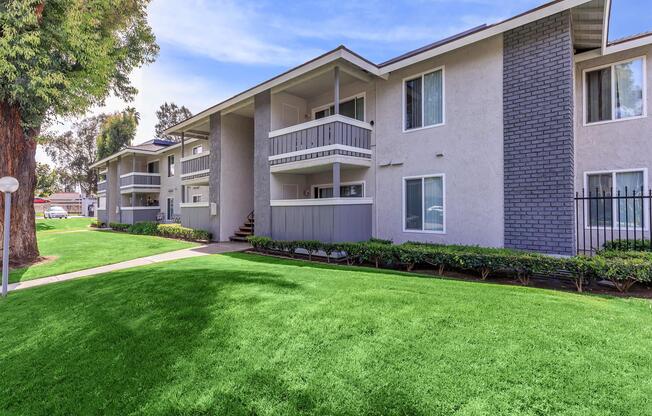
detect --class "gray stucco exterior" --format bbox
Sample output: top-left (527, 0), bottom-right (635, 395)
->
top-left (503, 11), bottom-right (576, 255)
top-left (254, 91), bottom-right (272, 237)
top-left (208, 113), bottom-right (222, 240)
top-left (181, 205), bottom-right (212, 234)
top-left (120, 208), bottom-right (159, 224)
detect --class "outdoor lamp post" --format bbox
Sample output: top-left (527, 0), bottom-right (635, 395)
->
top-left (0, 176), bottom-right (19, 297)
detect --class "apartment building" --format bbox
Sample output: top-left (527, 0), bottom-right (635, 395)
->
top-left (93, 0), bottom-right (652, 256)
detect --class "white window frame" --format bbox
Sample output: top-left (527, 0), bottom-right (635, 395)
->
top-left (167, 155), bottom-right (175, 177)
top-left (191, 194), bottom-right (202, 203)
top-left (98, 196), bottom-right (106, 210)
top-left (583, 56), bottom-right (647, 126)
top-left (192, 145), bottom-right (203, 155)
top-left (167, 197), bottom-right (175, 221)
top-left (311, 92), bottom-right (366, 122)
top-left (402, 174), bottom-right (446, 234)
top-left (312, 181), bottom-right (366, 199)
top-left (402, 66), bottom-right (445, 133)
top-left (583, 168), bottom-right (649, 230)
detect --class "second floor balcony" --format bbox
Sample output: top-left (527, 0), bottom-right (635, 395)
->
top-left (268, 115), bottom-right (372, 173)
top-left (181, 151), bottom-right (210, 183)
top-left (119, 172), bottom-right (161, 189)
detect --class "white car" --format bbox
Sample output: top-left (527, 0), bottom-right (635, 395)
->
top-left (44, 206), bottom-right (69, 219)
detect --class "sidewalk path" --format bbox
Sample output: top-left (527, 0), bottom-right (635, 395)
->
top-left (8, 242), bottom-right (251, 292)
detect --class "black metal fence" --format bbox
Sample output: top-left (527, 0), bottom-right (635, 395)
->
top-left (575, 188), bottom-right (652, 255)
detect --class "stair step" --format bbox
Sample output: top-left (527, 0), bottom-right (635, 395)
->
top-left (229, 235), bottom-right (249, 242)
top-left (235, 231), bottom-right (252, 237)
top-left (239, 226), bottom-right (253, 232)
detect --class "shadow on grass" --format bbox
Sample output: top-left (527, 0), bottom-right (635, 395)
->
top-left (35, 221), bottom-right (55, 232)
top-left (0, 265), bottom-right (298, 415)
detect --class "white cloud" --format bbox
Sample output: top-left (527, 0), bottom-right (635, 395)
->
top-left (149, 0), bottom-right (322, 66)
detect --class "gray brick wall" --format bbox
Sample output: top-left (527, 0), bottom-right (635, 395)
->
top-left (503, 11), bottom-right (575, 255)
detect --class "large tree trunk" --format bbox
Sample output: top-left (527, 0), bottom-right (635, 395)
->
top-left (0, 101), bottom-right (39, 265)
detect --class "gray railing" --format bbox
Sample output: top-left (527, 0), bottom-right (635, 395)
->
top-left (269, 119), bottom-right (371, 158)
top-left (120, 174), bottom-right (160, 187)
top-left (97, 181), bottom-right (107, 192)
top-left (182, 154), bottom-right (210, 177)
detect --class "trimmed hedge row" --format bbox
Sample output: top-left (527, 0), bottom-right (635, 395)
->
top-left (108, 221), bottom-right (210, 242)
top-left (603, 239), bottom-right (652, 252)
top-left (248, 237), bottom-right (652, 293)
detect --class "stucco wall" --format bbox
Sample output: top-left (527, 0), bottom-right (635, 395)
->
top-left (373, 35), bottom-right (504, 247)
top-left (254, 91), bottom-right (272, 237)
top-left (575, 45), bottom-right (652, 192)
top-left (271, 92), bottom-right (308, 130)
top-left (220, 114), bottom-right (255, 240)
top-left (106, 160), bottom-right (119, 223)
top-left (158, 147), bottom-right (183, 219)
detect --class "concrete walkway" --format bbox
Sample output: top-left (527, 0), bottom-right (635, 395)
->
top-left (8, 242), bottom-right (251, 293)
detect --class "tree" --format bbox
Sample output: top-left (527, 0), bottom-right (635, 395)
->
top-left (96, 109), bottom-right (139, 160)
top-left (155, 102), bottom-right (192, 141)
top-left (35, 163), bottom-right (59, 197)
top-left (0, 0), bottom-right (158, 263)
top-left (42, 114), bottom-right (106, 196)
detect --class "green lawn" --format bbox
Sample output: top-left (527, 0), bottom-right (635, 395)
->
top-left (10, 218), bottom-right (197, 283)
top-left (1, 253), bottom-right (651, 415)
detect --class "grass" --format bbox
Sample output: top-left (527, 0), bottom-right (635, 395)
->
top-left (10, 218), bottom-right (197, 283)
top-left (1, 253), bottom-right (651, 415)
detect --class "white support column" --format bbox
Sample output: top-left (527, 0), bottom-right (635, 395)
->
top-left (332, 162), bottom-right (341, 198)
top-left (333, 66), bottom-right (340, 115)
top-left (131, 153), bottom-right (136, 208)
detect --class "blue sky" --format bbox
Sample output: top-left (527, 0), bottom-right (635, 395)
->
top-left (39, 0), bottom-right (651, 162)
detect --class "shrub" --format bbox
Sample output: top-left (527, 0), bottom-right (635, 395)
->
top-left (128, 221), bottom-right (159, 235)
top-left (603, 239), bottom-right (652, 252)
top-left (248, 236), bottom-right (272, 252)
top-left (90, 220), bottom-right (104, 228)
top-left (109, 222), bottom-right (130, 232)
top-left (302, 240), bottom-right (321, 261)
top-left (368, 238), bottom-right (393, 245)
top-left (157, 224), bottom-right (211, 242)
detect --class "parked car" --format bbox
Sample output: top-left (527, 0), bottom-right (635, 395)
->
top-left (44, 206), bottom-right (69, 219)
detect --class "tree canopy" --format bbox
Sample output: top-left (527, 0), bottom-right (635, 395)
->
top-left (0, 0), bottom-right (159, 128)
top-left (155, 102), bottom-right (192, 141)
top-left (42, 114), bottom-right (107, 196)
top-left (35, 162), bottom-right (59, 197)
top-left (96, 109), bottom-right (139, 160)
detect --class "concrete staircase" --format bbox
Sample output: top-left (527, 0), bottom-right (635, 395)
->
top-left (229, 211), bottom-right (254, 242)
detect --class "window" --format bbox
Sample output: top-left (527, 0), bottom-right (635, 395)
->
top-left (167, 155), bottom-right (175, 177)
top-left (585, 57), bottom-right (645, 124)
top-left (314, 183), bottom-right (364, 199)
top-left (98, 196), bottom-right (106, 210)
top-left (404, 68), bottom-right (444, 131)
top-left (167, 198), bottom-right (174, 220)
top-left (404, 175), bottom-right (444, 232)
top-left (192, 195), bottom-right (202, 203)
top-left (147, 161), bottom-right (159, 174)
top-left (192, 145), bottom-right (203, 155)
top-left (314, 96), bottom-right (365, 121)
top-left (587, 170), bottom-right (646, 228)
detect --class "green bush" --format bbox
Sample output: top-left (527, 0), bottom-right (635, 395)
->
top-left (90, 220), bottom-right (104, 228)
top-left (603, 239), bottom-right (652, 252)
top-left (368, 238), bottom-right (393, 245)
top-left (128, 221), bottom-right (159, 235)
top-left (248, 236), bottom-right (272, 252)
top-left (109, 222), bottom-right (130, 232)
top-left (157, 223), bottom-right (211, 242)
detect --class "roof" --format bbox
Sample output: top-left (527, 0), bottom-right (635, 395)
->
top-left (124, 139), bottom-right (177, 152)
top-left (49, 192), bottom-right (82, 201)
top-left (165, 0), bottom-right (600, 137)
top-left (608, 30), bottom-right (652, 46)
top-left (89, 137), bottom-right (200, 169)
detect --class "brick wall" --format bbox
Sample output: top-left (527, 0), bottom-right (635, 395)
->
top-left (503, 11), bottom-right (575, 255)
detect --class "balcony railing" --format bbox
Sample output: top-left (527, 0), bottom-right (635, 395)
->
top-left (97, 181), bottom-right (107, 193)
top-left (119, 173), bottom-right (160, 187)
top-left (268, 115), bottom-right (372, 166)
top-left (181, 152), bottom-right (210, 180)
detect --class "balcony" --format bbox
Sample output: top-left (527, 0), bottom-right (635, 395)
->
top-left (119, 172), bottom-right (161, 193)
top-left (268, 115), bottom-right (372, 173)
top-left (270, 197), bottom-right (373, 242)
top-left (97, 180), bottom-right (107, 193)
top-left (181, 151), bottom-right (210, 183)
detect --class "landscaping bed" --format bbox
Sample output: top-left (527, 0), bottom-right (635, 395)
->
top-left (248, 237), bottom-right (652, 295)
top-left (97, 221), bottom-right (211, 242)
